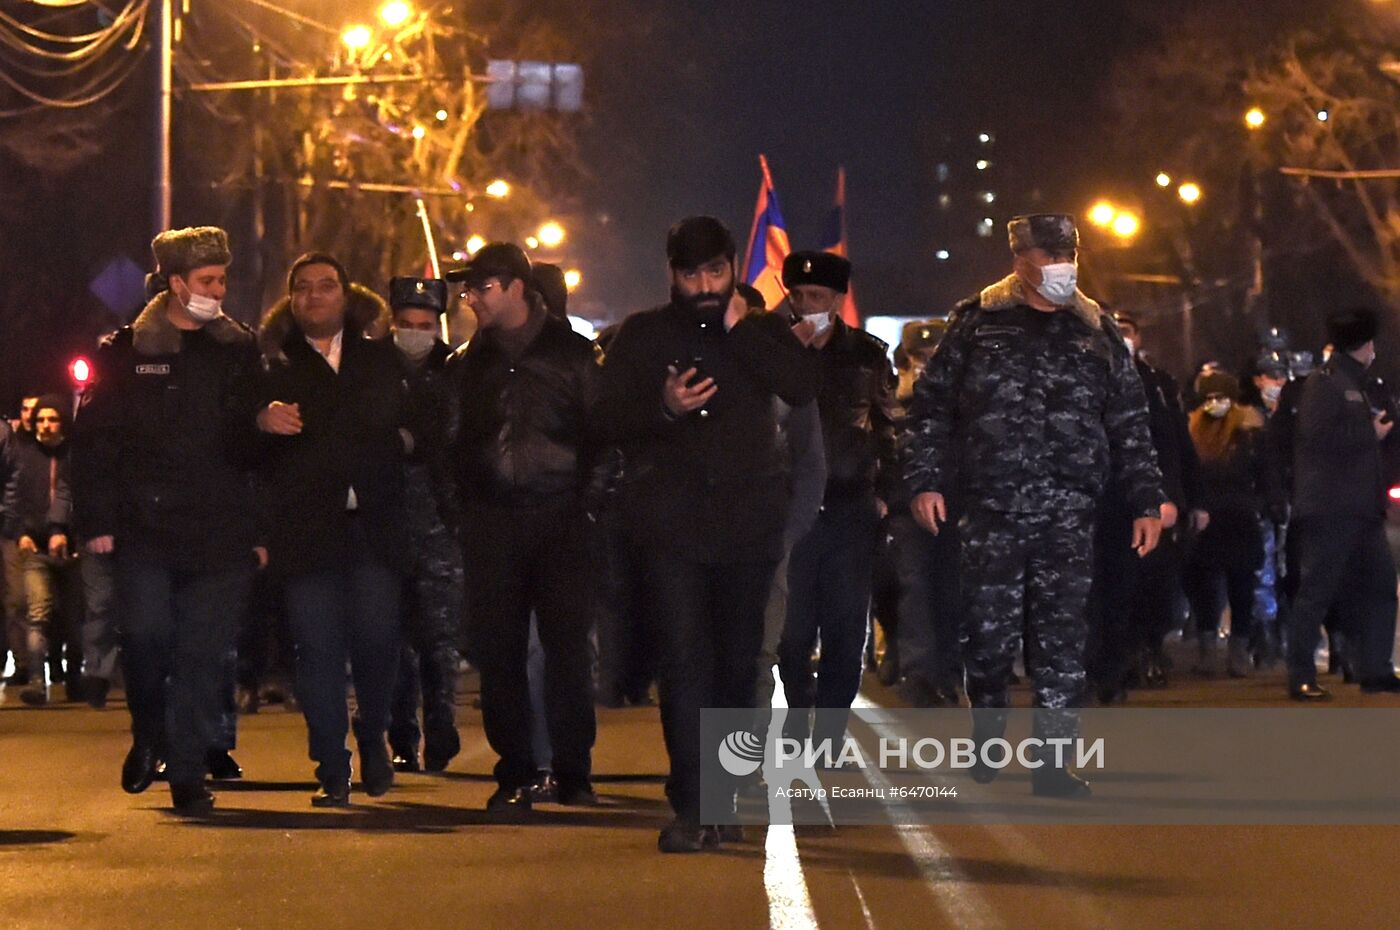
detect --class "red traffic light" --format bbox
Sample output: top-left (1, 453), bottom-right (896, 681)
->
top-left (70, 357), bottom-right (92, 386)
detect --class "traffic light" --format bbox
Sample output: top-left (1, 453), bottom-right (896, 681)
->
top-left (70, 357), bottom-right (93, 389)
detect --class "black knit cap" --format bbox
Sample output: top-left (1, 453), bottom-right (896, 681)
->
top-left (782, 251), bottom-right (851, 294)
top-left (666, 216), bottom-right (736, 270)
top-left (1326, 306), bottom-right (1379, 353)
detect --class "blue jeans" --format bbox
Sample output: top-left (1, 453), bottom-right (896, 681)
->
top-left (80, 551), bottom-right (122, 683)
top-left (284, 525), bottom-right (402, 784)
top-left (117, 545), bottom-right (254, 783)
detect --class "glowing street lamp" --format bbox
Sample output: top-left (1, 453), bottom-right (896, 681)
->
top-left (1155, 172), bottom-right (1172, 188)
top-left (1245, 107), bottom-right (1266, 130)
top-left (1111, 210), bottom-right (1141, 240)
top-left (564, 269), bottom-right (583, 291)
top-left (525, 236), bottom-right (540, 249)
top-left (537, 221), bottom-right (566, 249)
top-left (484, 179), bottom-right (511, 199)
top-left (1089, 201), bottom-right (1117, 228)
top-left (466, 235), bottom-right (486, 255)
top-left (341, 24), bottom-right (373, 50)
top-left (1177, 182), bottom-right (1202, 205)
top-left (410, 125), bottom-right (426, 140)
top-left (378, 1), bottom-right (412, 27)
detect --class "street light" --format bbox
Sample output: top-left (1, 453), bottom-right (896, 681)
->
top-left (1089, 201), bottom-right (1117, 228)
top-left (1111, 210), bottom-right (1141, 241)
top-left (1155, 172), bottom-right (1172, 188)
top-left (466, 234), bottom-right (485, 255)
top-left (564, 269), bottom-right (582, 291)
top-left (537, 221), bottom-right (566, 249)
top-left (410, 125), bottom-right (425, 140)
top-left (341, 24), bottom-right (373, 50)
top-left (378, 1), bottom-right (413, 27)
top-left (525, 236), bottom-right (540, 249)
top-left (1178, 182), bottom-right (1202, 205)
top-left (435, 109), bottom-right (449, 122)
top-left (1316, 109), bottom-right (1330, 122)
top-left (1245, 107), bottom-right (1266, 130)
top-left (484, 179), bottom-right (511, 199)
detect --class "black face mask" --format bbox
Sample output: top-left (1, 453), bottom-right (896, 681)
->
top-left (672, 283), bottom-right (733, 324)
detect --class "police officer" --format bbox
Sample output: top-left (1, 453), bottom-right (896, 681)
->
top-left (385, 276), bottom-right (466, 772)
top-left (906, 214), bottom-right (1164, 797)
top-left (72, 226), bottom-right (264, 815)
top-left (776, 251), bottom-right (896, 757)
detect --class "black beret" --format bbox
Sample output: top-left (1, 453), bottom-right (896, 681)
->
top-left (782, 251), bottom-right (851, 293)
top-left (666, 216), bottom-right (736, 269)
top-left (1326, 306), bottom-right (1379, 353)
top-left (388, 277), bottom-right (448, 315)
top-left (445, 242), bottom-right (532, 286)
top-left (1008, 214), bottom-right (1079, 254)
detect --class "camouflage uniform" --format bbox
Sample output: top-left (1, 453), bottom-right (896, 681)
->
top-left (906, 222), bottom-right (1163, 739)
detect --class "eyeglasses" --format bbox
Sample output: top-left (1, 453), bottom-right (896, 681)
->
top-left (459, 279), bottom-right (501, 299)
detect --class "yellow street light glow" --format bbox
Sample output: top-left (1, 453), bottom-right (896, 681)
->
top-left (564, 269), bottom-right (583, 291)
top-left (435, 109), bottom-right (449, 122)
top-left (378, 1), bottom-right (412, 27)
top-left (525, 236), bottom-right (540, 249)
top-left (466, 235), bottom-right (486, 255)
top-left (1155, 172), bottom-right (1172, 188)
top-left (1111, 211), bottom-right (1141, 239)
top-left (1245, 107), bottom-right (1266, 129)
top-left (341, 24), bottom-right (373, 50)
top-left (410, 125), bottom-right (425, 140)
top-left (537, 221), bottom-right (566, 249)
top-left (1178, 182), bottom-right (1202, 205)
top-left (1088, 201), bottom-right (1117, 228)
top-left (484, 179), bottom-right (511, 199)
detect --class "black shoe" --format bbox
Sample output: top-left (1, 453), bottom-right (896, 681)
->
top-left (122, 744), bottom-right (160, 794)
top-left (82, 677), bottom-right (110, 709)
top-left (358, 740), bottom-right (395, 797)
top-left (556, 780), bottom-right (599, 807)
top-left (311, 778), bottom-right (351, 807)
top-left (19, 683), bottom-right (48, 706)
top-left (894, 677), bottom-right (944, 708)
top-left (528, 771), bottom-right (558, 803)
top-left (1289, 682), bottom-right (1331, 701)
top-left (1031, 767), bottom-right (1092, 799)
top-left (5, 667), bottom-right (28, 686)
top-left (152, 759), bottom-right (168, 783)
top-left (391, 750), bottom-right (421, 773)
top-left (485, 786), bottom-right (532, 815)
top-left (1359, 673), bottom-right (1400, 694)
top-left (205, 749), bottom-right (243, 781)
top-left (170, 781), bottom-right (215, 816)
top-left (657, 818), bottom-right (703, 853)
top-left (714, 823), bottom-right (744, 843)
top-left (63, 678), bottom-right (85, 704)
top-left (422, 726), bottom-right (460, 773)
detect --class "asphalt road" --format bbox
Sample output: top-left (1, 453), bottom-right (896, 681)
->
top-left (2, 642), bottom-right (1398, 930)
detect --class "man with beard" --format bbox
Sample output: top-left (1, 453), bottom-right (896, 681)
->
top-left (594, 216), bottom-right (819, 852)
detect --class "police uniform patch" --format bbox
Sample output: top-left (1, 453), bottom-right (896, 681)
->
top-left (136, 364), bottom-right (171, 375)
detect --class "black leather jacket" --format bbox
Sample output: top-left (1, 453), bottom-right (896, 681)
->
top-left (447, 312), bottom-right (600, 509)
top-left (806, 317), bottom-right (897, 503)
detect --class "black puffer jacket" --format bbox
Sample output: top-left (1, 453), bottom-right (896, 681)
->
top-left (5, 436), bottom-right (71, 542)
top-left (447, 312), bottom-right (600, 509)
top-left (71, 291), bottom-right (263, 570)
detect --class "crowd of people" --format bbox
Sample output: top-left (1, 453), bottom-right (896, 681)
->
top-left (1, 210), bottom-right (1397, 852)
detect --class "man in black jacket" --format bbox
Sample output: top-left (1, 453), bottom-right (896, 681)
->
top-left (776, 250), bottom-right (896, 756)
top-left (1286, 307), bottom-right (1400, 699)
top-left (594, 217), bottom-right (819, 852)
top-left (257, 252), bottom-right (416, 806)
top-left (384, 277), bottom-right (466, 774)
top-left (72, 226), bottom-right (263, 815)
top-left (445, 242), bottom-right (600, 813)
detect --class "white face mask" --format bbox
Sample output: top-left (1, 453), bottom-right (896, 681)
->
top-left (182, 290), bottom-right (222, 323)
top-left (1261, 383), bottom-right (1283, 405)
top-left (394, 328), bottom-right (437, 363)
top-left (1122, 337), bottom-right (1137, 357)
top-left (1035, 262), bottom-right (1078, 305)
top-left (802, 312), bottom-right (834, 338)
top-left (1203, 398), bottom-right (1232, 419)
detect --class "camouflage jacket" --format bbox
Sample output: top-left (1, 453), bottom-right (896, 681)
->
top-left (905, 275), bottom-right (1164, 517)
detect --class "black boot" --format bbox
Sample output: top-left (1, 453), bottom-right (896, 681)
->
top-left (122, 744), bottom-right (160, 794)
top-left (969, 709), bottom-right (1009, 784)
top-left (206, 749), bottom-right (243, 780)
top-left (170, 781), bottom-right (215, 816)
top-left (1031, 764), bottom-right (1092, 799)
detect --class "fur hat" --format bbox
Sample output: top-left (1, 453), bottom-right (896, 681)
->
top-left (782, 251), bottom-right (852, 294)
top-left (1008, 214), bottom-right (1078, 255)
top-left (151, 226), bottom-right (232, 277)
top-left (1195, 370), bottom-right (1240, 400)
top-left (1326, 306), bottom-right (1379, 353)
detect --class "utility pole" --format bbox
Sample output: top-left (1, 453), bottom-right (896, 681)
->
top-left (154, 0), bottom-right (173, 237)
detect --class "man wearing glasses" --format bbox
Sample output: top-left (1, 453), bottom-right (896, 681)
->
top-left (444, 243), bottom-right (600, 814)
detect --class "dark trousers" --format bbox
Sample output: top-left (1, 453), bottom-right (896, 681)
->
top-left (961, 508), bottom-right (1095, 740)
top-left (1185, 510), bottom-right (1262, 641)
top-left (116, 545), bottom-right (253, 783)
top-left (284, 522), bottom-right (402, 784)
top-left (1287, 515), bottom-right (1398, 688)
top-left (389, 516), bottom-right (464, 756)
top-left (594, 508), bottom-right (656, 705)
top-left (647, 555), bottom-right (774, 822)
top-left (889, 511), bottom-right (963, 693)
top-left (463, 501), bottom-right (596, 791)
top-left (779, 497), bottom-right (880, 750)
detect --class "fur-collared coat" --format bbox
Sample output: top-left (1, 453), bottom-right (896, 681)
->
top-left (255, 284), bottom-right (418, 577)
top-left (70, 291), bottom-right (264, 570)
